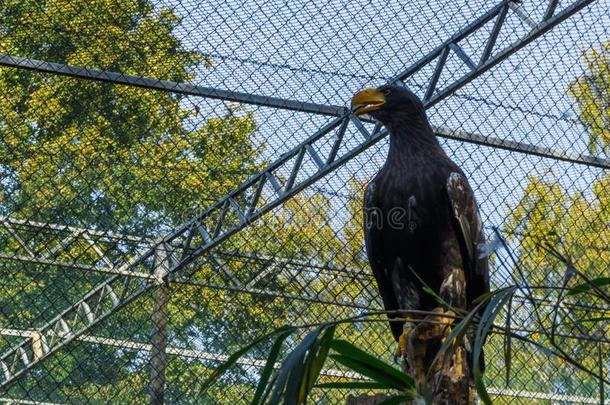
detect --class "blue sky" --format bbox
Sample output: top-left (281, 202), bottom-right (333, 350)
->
top-left (148, 0), bottom-right (610, 230)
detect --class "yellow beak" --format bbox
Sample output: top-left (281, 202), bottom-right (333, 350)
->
top-left (351, 88), bottom-right (385, 116)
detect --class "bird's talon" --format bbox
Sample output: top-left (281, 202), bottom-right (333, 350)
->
top-left (395, 327), bottom-right (411, 358)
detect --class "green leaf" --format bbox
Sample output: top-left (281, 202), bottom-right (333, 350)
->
top-left (330, 355), bottom-right (411, 391)
top-left (473, 287), bottom-right (516, 405)
top-left (475, 370), bottom-right (493, 405)
top-left (251, 329), bottom-right (294, 405)
top-left (302, 325), bottom-right (336, 398)
top-left (598, 344), bottom-right (605, 405)
top-left (427, 298), bottom-right (486, 374)
top-left (315, 381), bottom-right (389, 389)
top-left (423, 286), bottom-right (436, 297)
top-left (330, 339), bottom-right (415, 389)
top-left (267, 326), bottom-right (324, 405)
top-left (422, 386), bottom-right (433, 405)
top-left (408, 266), bottom-right (451, 308)
top-left (503, 296), bottom-right (513, 387)
top-left (567, 277), bottom-right (610, 296)
top-left (472, 291), bottom-right (495, 304)
top-left (430, 284), bottom-right (504, 376)
top-left (200, 325), bottom-right (296, 393)
top-left (283, 352), bottom-right (307, 405)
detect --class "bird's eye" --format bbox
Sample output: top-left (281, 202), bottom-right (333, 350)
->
top-left (383, 89), bottom-right (392, 96)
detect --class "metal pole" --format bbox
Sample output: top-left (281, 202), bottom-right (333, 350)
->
top-left (149, 244), bottom-right (170, 405)
top-left (0, 55), bottom-right (345, 117)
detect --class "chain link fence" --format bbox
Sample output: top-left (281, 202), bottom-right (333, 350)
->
top-left (0, 0), bottom-right (608, 403)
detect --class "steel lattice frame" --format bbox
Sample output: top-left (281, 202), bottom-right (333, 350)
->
top-left (0, 0), bottom-right (602, 397)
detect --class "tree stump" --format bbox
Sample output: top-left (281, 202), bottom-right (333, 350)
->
top-left (344, 308), bottom-right (476, 405)
top-left (345, 393), bottom-right (390, 405)
top-left (402, 311), bottom-right (475, 405)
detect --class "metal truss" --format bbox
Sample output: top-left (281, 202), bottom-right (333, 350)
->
top-left (0, 0), bottom-right (596, 389)
top-left (0, 55), bottom-right (344, 117)
top-left (0, 218), bottom-right (376, 307)
top-left (2, 219), bottom-right (609, 318)
top-left (0, 218), bottom-right (156, 279)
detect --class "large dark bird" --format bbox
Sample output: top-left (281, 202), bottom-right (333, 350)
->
top-left (351, 85), bottom-right (489, 381)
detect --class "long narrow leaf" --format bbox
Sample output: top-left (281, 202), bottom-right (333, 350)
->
top-left (567, 277), bottom-right (610, 296)
top-left (408, 267), bottom-right (453, 310)
top-left (475, 372), bottom-right (493, 405)
top-left (301, 325), bottom-right (336, 400)
top-left (503, 295), bottom-right (513, 387)
top-left (426, 293), bottom-right (492, 375)
top-left (473, 287), bottom-right (516, 405)
top-left (200, 325), bottom-right (296, 393)
top-left (330, 355), bottom-right (410, 391)
top-left (267, 326), bottom-right (324, 405)
top-left (473, 287), bottom-right (516, 368)
top-left (283, 351), bottom-right (308, 405)
top-left (330, 339), bottom-right (414, 389)
top-left (251, 329), bottom-right (294, 405)
top-left (599, 344), bottom-right (605, 405)
top-left (472, 291), bottom-right (495, 305)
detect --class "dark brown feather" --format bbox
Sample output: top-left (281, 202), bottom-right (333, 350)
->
top-left (361, 85), bottom-right (490, 376)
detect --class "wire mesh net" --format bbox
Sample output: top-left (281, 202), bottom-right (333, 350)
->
top-left (0, 0), bottom-right (608, 403)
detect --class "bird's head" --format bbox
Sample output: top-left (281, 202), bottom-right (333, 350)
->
top-left (350, 85), bottom-right (427, 127)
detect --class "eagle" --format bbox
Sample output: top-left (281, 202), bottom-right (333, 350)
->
top-left (351, 85), bottom-right (489, 391)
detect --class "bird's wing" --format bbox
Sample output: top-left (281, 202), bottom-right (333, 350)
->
top-left (446, 172), bottom-right (490, 302)
top-left (364, 181), bottom-right (403, 341)
top-left (447, 172), bottom-right (491, 374)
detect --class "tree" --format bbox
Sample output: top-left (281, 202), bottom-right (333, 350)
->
top-left (0, 0), bottom-right (263, 402)
top-left (502, 40), bottom-right (610, 401)
top-left (569, 42), bottom-right (610, 154)
top-left (0, 5), bottom-right (377, 400)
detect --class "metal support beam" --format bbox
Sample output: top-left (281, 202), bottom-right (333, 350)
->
top-left (171, 277), bottom-right (375, 310)
top-left (0, 218), bottom-right (155, 279)
top-left (508, 1), bottom-right (539, 30)
top-left (149, 245), bottom-right (171, 405)
top-left (3, 218), bottom-right (607, 314)
top-left (0, 0), bottom-right (595, 389)
top-left (0, 217), bottom-right (377, 307)
top-left (0, 55), bottom-right (345, 117)
top-left (433, 126), bottom-right (610, 169)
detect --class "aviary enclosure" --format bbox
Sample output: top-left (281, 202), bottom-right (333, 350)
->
top-left (0, 0), bottom-right (608, 403)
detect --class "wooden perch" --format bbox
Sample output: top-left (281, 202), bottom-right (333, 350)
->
top-left (402, 310), bottom-right (475, 405)
top-left (345, 393), bottom-right (390, 405)
top-left (344, 309), bottom-right (476, 405)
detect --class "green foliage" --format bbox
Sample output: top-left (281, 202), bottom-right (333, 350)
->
top-left (206, 287), bottom-right (542, 404)
top-left (0, 3), bottom-right (383, 403)
top-left (501, 40), bottom-right (610, 403)
top-left (568, 42), bottom-right (610, 153)
top-left (204, 322), bottom-right (418, 405)
top-left (329, 339), bottom-right (415, 393)
top-left (567, 277), bottom-right (610, 297)
top-left (0, 0), bottom-right (263, 229)
top-left (0, 0), bottom-right (264, 402)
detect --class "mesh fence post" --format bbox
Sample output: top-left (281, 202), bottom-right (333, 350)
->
top-left (150, 244), bottom-right (171, 405)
